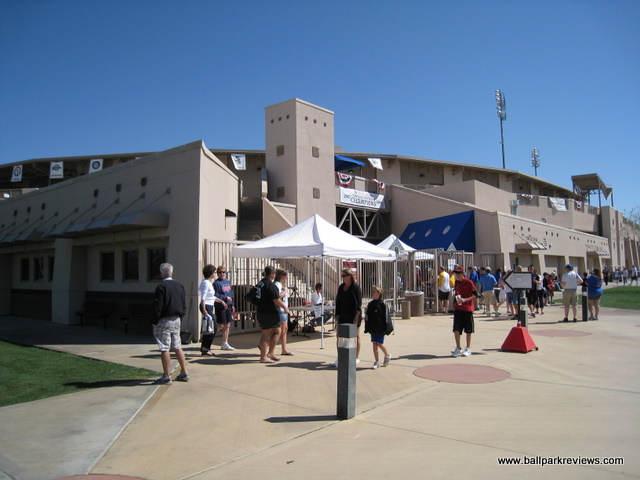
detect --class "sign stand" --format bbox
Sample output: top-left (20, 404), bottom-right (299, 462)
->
top-left (501, 272), bottom-right (538, 353)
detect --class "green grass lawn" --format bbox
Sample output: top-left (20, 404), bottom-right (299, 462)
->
top-left (0, 341), bottom-right (159, 407)
top-left (599, 286), bottom-right (640, 310)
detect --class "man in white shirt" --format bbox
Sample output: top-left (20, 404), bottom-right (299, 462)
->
top-left (561, 264), bottom-right (583, 322)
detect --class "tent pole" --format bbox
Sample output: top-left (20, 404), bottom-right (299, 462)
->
top-left (321, 256), bottom-right (325, 349)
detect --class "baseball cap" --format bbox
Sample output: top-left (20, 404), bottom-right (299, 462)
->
top-left (453, 266), bottom-right (464, 274)
top-left (565, 264), bottom-right (573, 270)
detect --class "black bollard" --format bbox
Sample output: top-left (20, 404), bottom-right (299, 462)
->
top-left (518, 290), bottom-right (528, 328)
top-left (336, 323), bottom-right (357, 419)
top-left (581, 283), bottom-right (588, 321)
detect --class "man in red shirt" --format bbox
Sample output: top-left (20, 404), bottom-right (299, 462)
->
top-left (451, 265), bottom-right (478, 357)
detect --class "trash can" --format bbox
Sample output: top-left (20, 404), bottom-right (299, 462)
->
top-left (401, 301), bottom-right (411, 319)
top-left (404, 291), bottom-right (424, 317)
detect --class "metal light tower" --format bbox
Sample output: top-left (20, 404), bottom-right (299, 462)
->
top-left (531, 148), bottom-right (540, 176)
top-left (495, 90), bottom-right (507, 169)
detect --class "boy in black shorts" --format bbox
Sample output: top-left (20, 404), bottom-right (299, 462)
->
top-left (451, 266), bottom-right (478, 357)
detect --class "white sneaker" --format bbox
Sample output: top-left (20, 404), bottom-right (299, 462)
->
top-left (383, 355), bottom-right (391, 367)
top-left (221, 342), bottom-right (234, 351)
top-left (329, 359), bottom-right (338, 367)
top-left (371, 361), bottom-right (380, 369)
top-left (462, 347), bottom-right (472, 357)
top-left (356, 359), bottom-right (361, 365)
top-left (451, 347), bottom-right (461, 358)
top-left (494, 312), bottom-right (500, 317)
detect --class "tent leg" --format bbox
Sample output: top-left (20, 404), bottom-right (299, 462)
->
top-left (321, 257), bottom-right (325, 349)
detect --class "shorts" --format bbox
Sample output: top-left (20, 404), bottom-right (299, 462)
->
top-left (481, 291), bottom-right (497, 308)
top-left (279, 312), bottom-right (288, 323)
top-left (438, 291), bottom-right (450, 301)
top-left (587, 292), bottom-right (602, 301)
top-left (506, 292), bottom-right (516, 305)
top-left (153, 317), bottom-right (182, 352)
top-left (371, 334), bottom-right (385, 344)
top-left (563, 289), bottom-right (578, 308)
top-left (258, 312), bottom-right (281, 330)
top-left (452, 310), bottom-right (474, 334)
top-left (215, 305), bottom-right (233, 324)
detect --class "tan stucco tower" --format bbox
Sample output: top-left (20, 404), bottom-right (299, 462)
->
top-left (265, 99), bottom-right (336, 224)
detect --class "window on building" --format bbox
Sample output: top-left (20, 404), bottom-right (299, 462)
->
top-left (148, 247), bottom-right (166, 281)
top-left (20, 258), bottom-right (29, 282)
top-left (100, 252), bottom-right (115, 282)
top-left (34, 257), bottom-right (44, 281)
top-left (123, 249), bottom-right (139, 281)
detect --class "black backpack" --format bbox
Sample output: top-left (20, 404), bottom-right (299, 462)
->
top-left (244, 280), bottom-right (265, 306)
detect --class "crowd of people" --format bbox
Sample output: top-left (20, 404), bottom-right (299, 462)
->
top-left (150, 260), bottom-right (618, 384)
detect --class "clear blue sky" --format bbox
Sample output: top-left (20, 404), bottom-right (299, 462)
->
top-left (1, 0), bottom-right (638, 215)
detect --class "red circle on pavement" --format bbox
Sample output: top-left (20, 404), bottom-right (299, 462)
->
top-left (413, 364), bottom-right (511, 384)
top-left (55, 476), bottom-right (148, 480)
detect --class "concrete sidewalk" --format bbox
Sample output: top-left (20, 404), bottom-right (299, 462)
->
top-left (1, 302), bottom-right (639, 480)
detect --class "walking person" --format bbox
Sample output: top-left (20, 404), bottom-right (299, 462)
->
top-left (213, 266), bottom-right (235, 351)
top-left (561, 264), bottom-right (583, 323)
top-left (478, 267), bottom-right (499, 316)
top-left (586, 268), bottom-right (603, 321)
top-left (275, 269), bottom-right (293, 356)
top-left (199, 264), bottom-right (226, 356)
top-left (330, 267), bottom-right (363, 367)
top-left (152, 263), bottom-right (190, 384)
top-left (451, 266), bottom-right (478, 357)
top-left (364, 286), bottom-right (391, 369)
top-left (257, 266), bottom-right (286, 363)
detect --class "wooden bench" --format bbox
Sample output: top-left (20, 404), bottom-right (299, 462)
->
top-left (76, 301), bottom-right (115, 329)
top-left (120, 303), bottom-right (155, 333)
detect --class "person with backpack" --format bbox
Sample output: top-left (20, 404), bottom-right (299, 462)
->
top-left (364, 286), bottom-right (391, 369)
top-left (256, 266), bottom-right (286, 363)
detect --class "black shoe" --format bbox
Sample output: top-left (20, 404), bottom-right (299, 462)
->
top-left (562, 318), bottom-right (568, 322)
top-left (573, 319), bottom-right (577, 323)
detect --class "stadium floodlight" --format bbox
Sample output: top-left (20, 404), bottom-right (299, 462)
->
top-left (495, 90), bottom-right (507, 169)
top-left (531, 148), bottom-right (540, 176)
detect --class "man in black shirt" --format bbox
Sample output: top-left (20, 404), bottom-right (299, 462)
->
top-left (152, 263), bottom-right (190, 384)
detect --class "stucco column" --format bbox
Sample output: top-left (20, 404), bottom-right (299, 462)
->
top-left (51, 238), bottom-right (87, 325)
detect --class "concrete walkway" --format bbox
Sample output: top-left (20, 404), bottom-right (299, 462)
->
top-left (1, 300), bottom-right (639, 480)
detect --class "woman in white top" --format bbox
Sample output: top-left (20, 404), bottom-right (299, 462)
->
top-left (199, 264), bottom-right (226, 356)
top-left (275, 269), bottom-right (292, 357)
top-left (312, 283), bottom-right (333, 326)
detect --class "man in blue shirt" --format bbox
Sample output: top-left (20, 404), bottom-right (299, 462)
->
top-left (478, 267), bottom-right (499, 316)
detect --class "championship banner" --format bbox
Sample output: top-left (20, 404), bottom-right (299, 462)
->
top-left (339, 187), bottom-right (386, 209)
top-left (11, 165), bottom-right (23, 182)
top-left (549, 197), bottom-right (567, 211)
top-left (230, 154), bottom-right (246, 170)
top-left (88, 159), bottom-right (103, 174)
top-left (50, 161), bottom-right (64, 179)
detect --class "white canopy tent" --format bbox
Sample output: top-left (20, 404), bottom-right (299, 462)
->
top-left (232, 214), bottom-right (396, 347)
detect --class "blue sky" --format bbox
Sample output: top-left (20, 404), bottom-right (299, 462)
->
top-left (1, 0), bottom-right (638, 215)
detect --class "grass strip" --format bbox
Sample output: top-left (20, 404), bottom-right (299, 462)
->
top-left (0, 341), bottom-right (159, 407)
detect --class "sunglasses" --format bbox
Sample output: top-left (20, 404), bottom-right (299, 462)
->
top-left (218, 271), bottom-right (226, 274)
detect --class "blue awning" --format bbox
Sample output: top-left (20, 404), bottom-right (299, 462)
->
top-left (399, 211), bottom-right (476, 252)
top-left (334, 155), bottom-right (366, 172)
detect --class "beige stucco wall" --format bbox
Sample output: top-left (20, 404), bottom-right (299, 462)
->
top-left (0, 141), bottom-right (239, 332)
